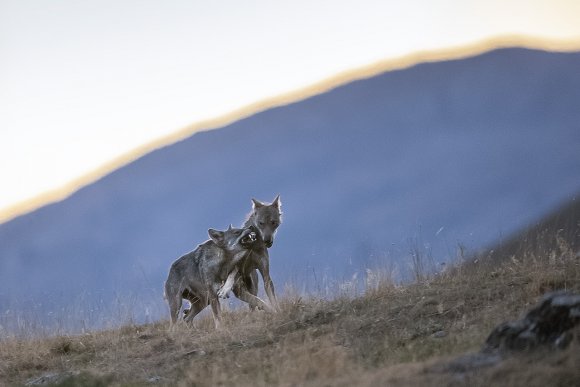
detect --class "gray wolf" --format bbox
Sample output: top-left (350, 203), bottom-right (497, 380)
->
top-left (164, 225), bottom-right (257, 328)
top-left (219, 195), bottom-right (282, 311)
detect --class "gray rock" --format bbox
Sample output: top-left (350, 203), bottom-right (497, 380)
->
top-left (483, 291), bottom-right (580, 353)
top-left (147, 375), bottom-right (163, 383)
top-left (25, 371), bottom-right (79, 386)
top-left (429, 291), bottom-right (580, 376)
top-left (432, 330), bottom-right (447, 338)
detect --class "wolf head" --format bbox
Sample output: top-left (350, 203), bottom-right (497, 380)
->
top-left (208, 225), bottom-right (257, 253)
top-left (246, 195), bottom-right (282, 248)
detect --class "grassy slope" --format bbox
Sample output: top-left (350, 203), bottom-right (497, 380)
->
top-left (2, 198), bottom-right (580, 386)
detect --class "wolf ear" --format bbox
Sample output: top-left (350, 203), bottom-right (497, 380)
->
top-left (227, 224), bottom-right (233, 231)
top-left (251, 198), bottom-right (264, 209)
top-left (272, 194), bottom-right (281, 209)
top-left (208, 229), bottom-right (224, 244)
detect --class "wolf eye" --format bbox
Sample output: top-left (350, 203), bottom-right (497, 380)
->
top-left (259, 221), bottom-right (265, 226)
top-left (234, 230), bottom-right (242, 235)
top-left (271, 221), bottom-right (278, 226)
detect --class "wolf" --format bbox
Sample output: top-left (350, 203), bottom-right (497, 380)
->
top-left (218, 195), bottom-right (282, 312)
top-left (164, 225), bottom-right (257, 328)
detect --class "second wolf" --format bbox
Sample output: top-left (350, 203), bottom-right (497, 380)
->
top-left (218, 195), bottom-right (282, 311)
top-left (164, 225), bottom-right (257, 328)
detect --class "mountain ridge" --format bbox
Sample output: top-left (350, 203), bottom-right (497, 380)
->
top-left (1, 47), bottom-right (580, 331)
top-left (2, 36), bottom-right (580, 224)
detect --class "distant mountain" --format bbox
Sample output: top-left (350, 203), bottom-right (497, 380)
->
top-left (1, 48), bottom-right (580, 331)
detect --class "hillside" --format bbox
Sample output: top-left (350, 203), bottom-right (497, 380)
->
top-left (1, 47), bottom-right (580, 330)
top-left (1, 230), bottom-right (579, 386)
top-left (484, 197), bottom-right (580, 263)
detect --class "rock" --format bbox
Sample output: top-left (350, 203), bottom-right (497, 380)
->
top-left (25, 371), bottom-right (79, 385)
top-left (431, 330), bottom-right (447, 338)
top-left (429, 291), bottom-right (580, 376)
top-left (483, 291), bottom-right (580, 353)
top-left (183, 348), bottom-right (206, 357)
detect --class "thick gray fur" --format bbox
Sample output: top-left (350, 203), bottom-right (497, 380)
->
top-left (221, 195), bottom-right (282, 312)
top-left (164, 226), bottom-right (257, 328)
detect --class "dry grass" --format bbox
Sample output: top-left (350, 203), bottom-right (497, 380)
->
top-left (1, 236), bottom-right (579, 386)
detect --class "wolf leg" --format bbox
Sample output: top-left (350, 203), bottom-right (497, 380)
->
top-left (262, 272), bottom-right (280, 312)
top-left (255, 255), bottom-right (280, 312)
top-left (167, 294), bottom-right (182, 325)
top-left (239, 270), bottom-right (259, 311)
top-left (183, 296), bottom-right (206, 323)
top-left (209, 296), bottom-right (222, 329)
top-left (233, 284), bottom-right (273, 312)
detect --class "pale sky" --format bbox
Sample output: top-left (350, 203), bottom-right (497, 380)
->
top-left (1, 0), bottom-right (580, 222)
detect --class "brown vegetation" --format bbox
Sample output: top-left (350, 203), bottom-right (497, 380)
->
top-left (1, 230), bottom-right (579, 386)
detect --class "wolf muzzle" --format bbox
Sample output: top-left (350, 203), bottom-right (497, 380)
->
top-left (241, 230), bottom-right (257, 245)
